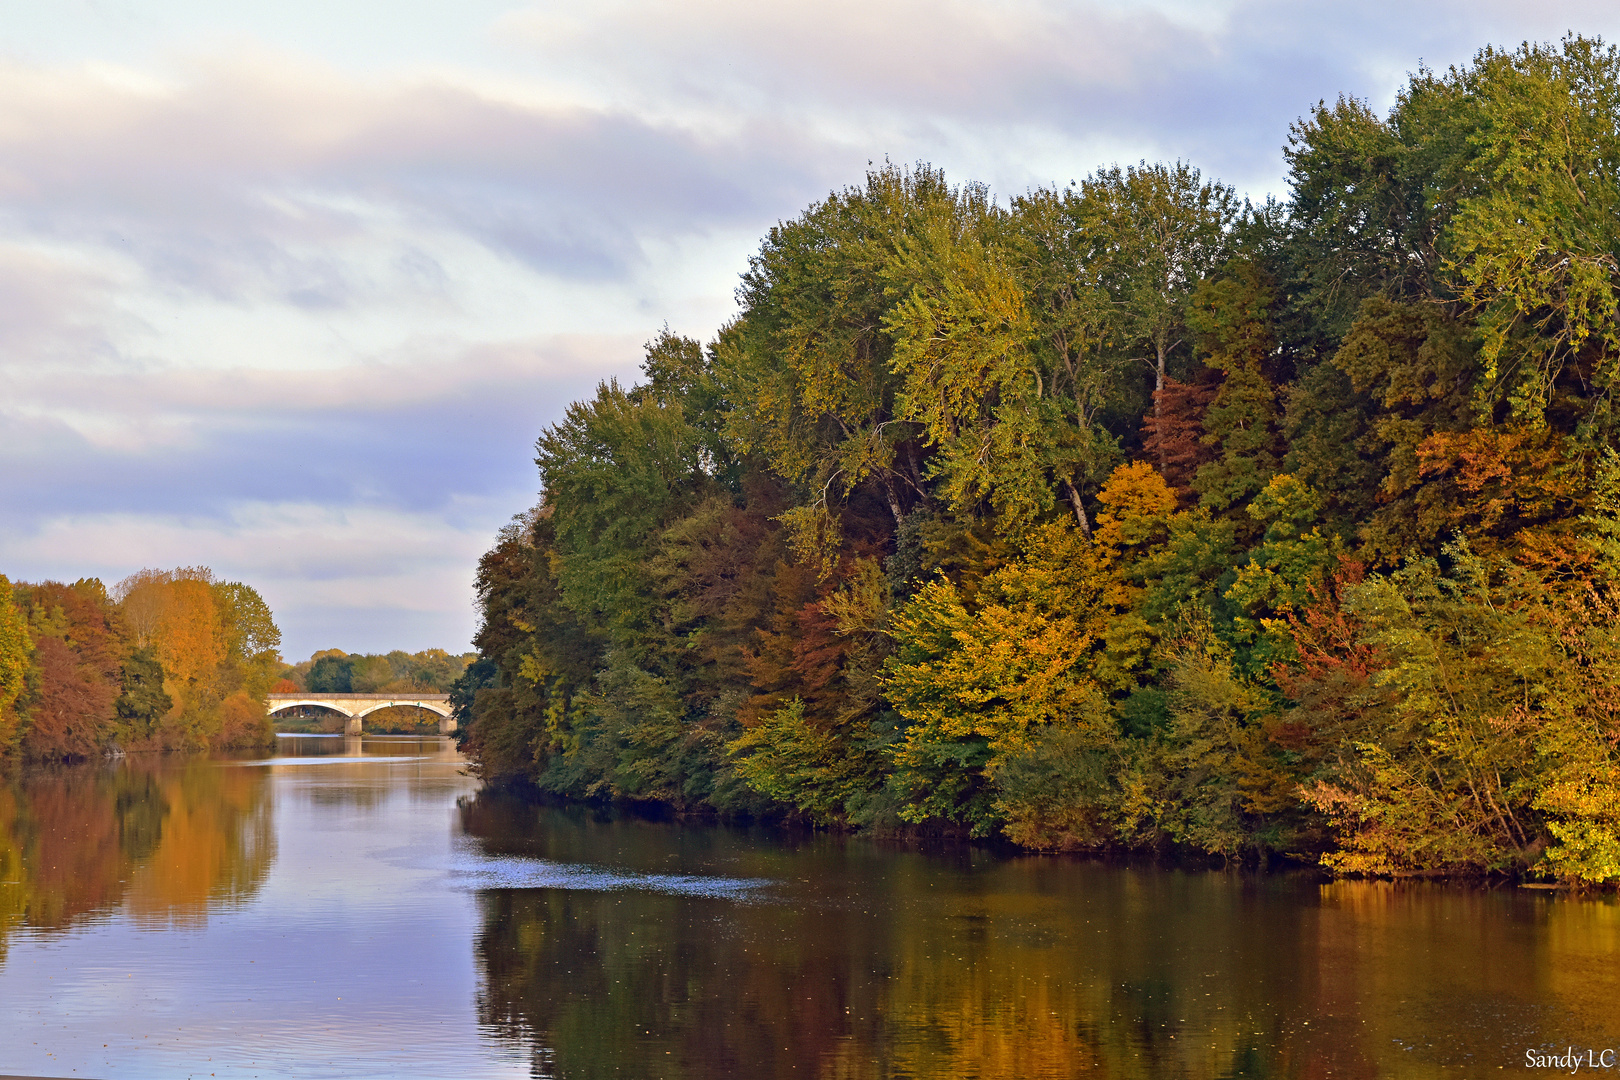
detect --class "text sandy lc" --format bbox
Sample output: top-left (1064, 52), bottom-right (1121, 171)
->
top-left (1526, 1048), bottom-right (1619, 1072)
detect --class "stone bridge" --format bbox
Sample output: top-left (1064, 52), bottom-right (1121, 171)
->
top-left (266, 693), bottom-right (457, 736)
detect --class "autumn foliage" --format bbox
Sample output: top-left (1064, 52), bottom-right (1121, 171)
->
top-left (450, 37), bottom-right (1620, 882)
top-left (0, 568), bottom-right (281, 760)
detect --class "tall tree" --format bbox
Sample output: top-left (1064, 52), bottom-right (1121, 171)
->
top-left (1081, 162), bottom-right (1237, 409)
top-left (717, 164), bottom-right (948, 531)
top-left (13, 580), bottom-right (125, 760)
top-left (1439, 37), bottom-right (1620, 436)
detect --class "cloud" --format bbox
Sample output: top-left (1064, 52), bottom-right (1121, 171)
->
top-left (0, 332), bottom-right (634, 519)
top-left (494, 0), bottom-right (1620, 195)
top-left (0, 242), bottom-right (124, 359)
top-left (0, 52), bottom-right (843, 302)
top-left (0, 46), bottom-right (794, 655)
top-left (2, 500), bottom-right (500, 657)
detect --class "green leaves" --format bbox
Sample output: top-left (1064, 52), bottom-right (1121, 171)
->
top-left (538, 376), bottom-right (716, 649)
top-left (718, 164), bottom-right (949, 524)
top-left (883, 524), bottom-right (1115, 833)
top-left (885, 208), bottom-right (1048, 525)
top-left (1293, 543), bottom-right (1620, 877)
top-left (1440, 38), bottom-right (1620, 430)
top-left (1076, 162), bottom-right (1237, 390)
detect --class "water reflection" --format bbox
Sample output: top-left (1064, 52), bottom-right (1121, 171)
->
top-left (0, 734), bottom-right (456, 950)
top-left (0, 734), bottom-right (507, 1080)
top-left (462, 791), bottom-right (1620, 1079)
top-left (0, 755), bottom-right (273, 947)
top-left (269, 732), bottom-right (468, 810)
top-left (3, 744), bottom-right (1618, 1078)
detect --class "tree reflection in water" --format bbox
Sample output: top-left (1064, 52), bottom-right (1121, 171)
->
top-left (464, 790), bottom-right (1620, 1080)
top-left (0, 754), bottom-right (274, 953)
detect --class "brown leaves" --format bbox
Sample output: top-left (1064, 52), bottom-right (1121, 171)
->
top-left (1416, 426), bottom-right (1587, 544)
top-left (1140, 376), bottom-right (1218, 500)
top-left (24, 635), bottom-right (116, 760)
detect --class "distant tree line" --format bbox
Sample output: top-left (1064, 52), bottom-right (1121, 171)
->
top-left (454, 37), bottom-right (1620, 883)
top-left (274, 648), bottom-right (474, 695)
top-left (0, 568), bottom-right (282, 760)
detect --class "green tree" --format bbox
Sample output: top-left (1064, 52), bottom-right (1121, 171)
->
top-left (212, 581), bottom-right (281, 699)
top-left (115, 647), bottom-right (172, 742)
top-left (1188, 262), bottom-right (1284, 524)
top-left (1439, 37), bottom-right (1620, 435)
top-left (538, 377), bottom-right (714, 651)
top-left (717, 164), bottom-right (946, 532)
top-left (307, 655), bottom-right (354, 693)
top-left (1081, 162), bottom-right (1237, 408)
top-left (1298, 544), bottom-right (1553, 875)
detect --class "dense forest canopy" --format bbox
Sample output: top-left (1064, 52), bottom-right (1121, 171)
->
top-left (454, 36), bottom-right (1620, 882)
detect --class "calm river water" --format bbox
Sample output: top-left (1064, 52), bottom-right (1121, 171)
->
top-left (0, 735), bottom-right (1617, 1078)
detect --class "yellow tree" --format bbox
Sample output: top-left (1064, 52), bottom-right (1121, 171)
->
top-left (883, 523), bottom-right (1117, 834)
top-left (155, 576), bottom-right (223, 746)
top-left (114, 568), bottom-right (279, 749)
top-left (0, 576), bottom-right (33, 754)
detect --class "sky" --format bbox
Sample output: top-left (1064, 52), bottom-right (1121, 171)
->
top-left (1, 1), bottom-right (1616, 661)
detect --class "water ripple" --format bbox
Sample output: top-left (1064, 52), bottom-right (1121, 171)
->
top-left (448, 851), bottom-right (775, 901)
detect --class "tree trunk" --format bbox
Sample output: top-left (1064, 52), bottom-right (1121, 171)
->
top-left (881, 473), bottom-right (906, 528)
top-left (1154, 338), bottom-right (1167, 417)
top-left (1065, 480), bottom-right (1093, 538)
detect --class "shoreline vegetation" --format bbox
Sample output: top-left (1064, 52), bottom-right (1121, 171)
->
top-left (0, 568), bottom-right (282, 758)
top-left (453, 36), bottom-right (1620, 885)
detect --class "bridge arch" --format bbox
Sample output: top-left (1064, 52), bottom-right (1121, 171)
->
top-left (267, 698), bottom-right (360, 718)
top-left (353, 699), bottom-right (452, 719)
top-left (266, 693), bottom-right (457, 735)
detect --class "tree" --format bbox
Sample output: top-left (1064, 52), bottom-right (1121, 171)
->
top-left (115, 647), bottom-right (172, 742)
top-left (113, 568), bottom-right (278, 749)
top-left (1295, 544), bottom-right (1556, 875)
top-left (1281, 96), bottom-right (1441, 342)
top-left (449, 49), bottom-right (1620, 877)
top-left (1188, 262), bottom-right (1284, 524)
top-left (212, 581), bottom-right (281, 699)
top-left (883, 523), bottom-right (1116, 834)
top-left (307, 654), bottom-right (353, 693)
top-left (1081, 162), bottom-right (1237, 407)
top-left (538, 377), bottom-right (715, 651)
top-left (717, 163), bottom-right (946, 531)
top-left (1141, 375), bottom-right (1218, 500)
top-left (0, 576), bottom-right (33, 752)
top-left (14, 580), bottom-right (125, 760)
top-left (883, 189), bottom-right (1055, 527)
top-left (1439, 37), bottom-right (1620, 436)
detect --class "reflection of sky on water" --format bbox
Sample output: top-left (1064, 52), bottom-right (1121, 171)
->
top-left (447, 842), bottom-right (775, 901)
top-left (0, 738), bottom-right (527, 1079)
top-left (233, 755), bottom-right (446, 766)
top-left (11, 738), bottom-right (1620, 1078)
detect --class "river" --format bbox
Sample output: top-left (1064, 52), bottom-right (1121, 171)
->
top-left (0, 734), bottom-right (1616, 1078)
